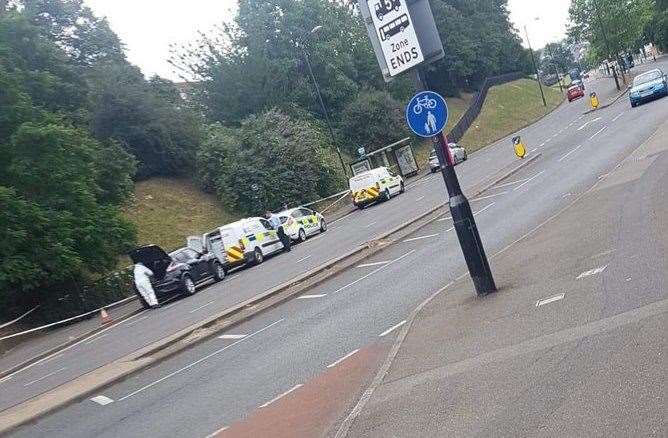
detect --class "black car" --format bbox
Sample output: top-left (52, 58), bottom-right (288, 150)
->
top-left (129, 245), bottom-right (226, 308)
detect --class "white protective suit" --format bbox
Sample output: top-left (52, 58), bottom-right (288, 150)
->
top-left (133, 263), bottom-right (158, 307)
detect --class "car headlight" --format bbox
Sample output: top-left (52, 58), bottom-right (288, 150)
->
top-left (630, 91), bottom-right (640, 98)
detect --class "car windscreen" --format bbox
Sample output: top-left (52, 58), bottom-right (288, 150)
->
top-left (634, 71), bottom-right (662, 86)
top-left (350, 174), bottom-right (376, 191)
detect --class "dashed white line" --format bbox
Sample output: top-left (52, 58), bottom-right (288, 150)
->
top-left (403, 233), bottom-right (440, 243)
top-left (513, 171), bottom-right (545, 191)
top-left (577, 117), bottom-right (602, 130)
top-left (24, 367), bottom-right (67, 387)
top-left (117, 319), bottom-right (284, 401)
top-left (296, 255), bottom-right (312, 263)
top-left (472, 192), bottom-right (507, 202)
top-left (84, 333), bottom-right (109, 345)
top-left (364, 222), bottom-right (377, 228)
top-left (494, 178), bottom-right (530, 189)
top-left (445, 226), bottom-right (454, 232)
top-left (189, 301), bottom-right (215, 314)
top-left (473, 203), bottom-right (495, 216)
top-left (577, 265), bottom-right (608, 279)
top-left (415, 196), bottom-right (425, 202)
top-left (589, 126), bottom-right (607, 140)
top-left (259, 384), bottom-right (303, 408)
top-left (612, 111), bottom-right (625, 122)
top-left (559, 144), bottom-right (584, 162)
top-left (332, 250), bottom-right (416, 295)
top-left (379, 320), bottom-right (407, 337)
top-left (538, 142), bottom-right (546, 147)
top-left (90, 395), bottom-right (115, 406)
top-left (327, 349), bottom-right (360, 368)
top-left (436, 216), bottom-right (452, 222)
top-left (296, 294), bottom-right (327, 300)
top-left (536, 293), bottom-right (565, 307)
top-left (356, 261), bottom-right (391, 268)
top-left (218, 334), bottom-right (248, 340)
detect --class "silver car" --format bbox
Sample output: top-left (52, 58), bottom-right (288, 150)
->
top-left (428, 143), bottom-right (468, 172)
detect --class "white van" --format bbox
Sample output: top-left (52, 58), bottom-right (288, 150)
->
top-left (349, 167), bottom-right (404, 209)
top-left (190, 217), bottom-right (286, 268)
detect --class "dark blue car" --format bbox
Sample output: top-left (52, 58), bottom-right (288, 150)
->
top-left (630, 69), bottom-right (668, 107)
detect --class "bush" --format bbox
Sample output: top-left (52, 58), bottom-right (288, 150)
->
top-left (197, 110), bottom-right (345, 216)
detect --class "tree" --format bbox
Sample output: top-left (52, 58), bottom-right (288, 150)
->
top-left (338, 90), bottom-right (408, 155)
top-left (197, 110), bottom-right (345, 215)
top-left (541, 41), bottom-right (577, 74)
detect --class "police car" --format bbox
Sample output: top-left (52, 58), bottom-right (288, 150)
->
top-left (193, 217), bottom-right (287, 268)
top-left (349, 167), bottom-right (405, 209)
top-left (277, 207), bottom-right (327, 242)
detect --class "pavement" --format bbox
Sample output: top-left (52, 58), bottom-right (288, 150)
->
top-left (344, 115), bottom-right (668, 438)
top-left (2, 58), bottom-right (668, 436)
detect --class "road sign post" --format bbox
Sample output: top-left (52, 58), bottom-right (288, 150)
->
top-left (361, 0), bottom-right (496, 296)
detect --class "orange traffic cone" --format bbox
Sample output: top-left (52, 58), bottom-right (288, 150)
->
top-left (100, 308), bottom-right (113, 325)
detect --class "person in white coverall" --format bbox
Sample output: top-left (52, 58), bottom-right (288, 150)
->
top-left (133, 263), bottom-right (159, 308)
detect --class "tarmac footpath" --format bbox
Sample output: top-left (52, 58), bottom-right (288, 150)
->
top-left (340, 118), bottom-right (668, 438)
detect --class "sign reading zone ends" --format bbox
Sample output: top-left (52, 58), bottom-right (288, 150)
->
top-left (367, 0), bottom-right (424, 77)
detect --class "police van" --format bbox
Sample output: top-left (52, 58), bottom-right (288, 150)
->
top-left (189, 217), bottom-right (286, 268)
top-left (349, 167), bottom-right (405, 209)
top-left (277, 207), bottom-right (327, 242)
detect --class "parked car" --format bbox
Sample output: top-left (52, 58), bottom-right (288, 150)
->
top-left (349, 166), bottom-right (404, 209)
top-left (567, 85), bottom-right (585, 102)
top-left (277, 207), bottom-right (327, 243)
top-left (129, 245), bottom-right (225, 308)
top-left (428, 144), bottom-right (467, 172)
top-left (571, 78), bottom-right (585, 91)
top-left (630, 68), bottom-right (668, 107)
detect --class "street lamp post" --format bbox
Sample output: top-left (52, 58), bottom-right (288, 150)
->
top-left (524, 25), bottom-right (547, 107)
top-left (593, 4), bottom-right (621, 91)
top-left (297, 26), bottom-right (349, 178)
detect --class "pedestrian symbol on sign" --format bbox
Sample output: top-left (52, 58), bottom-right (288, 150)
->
top-left (406, 91), bottom-right (449, 138)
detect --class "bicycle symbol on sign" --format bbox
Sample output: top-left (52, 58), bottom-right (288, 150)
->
top-left (412, 95), bottom-right (437, 115)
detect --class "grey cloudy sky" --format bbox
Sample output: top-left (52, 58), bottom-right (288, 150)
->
top-left (85, 0), bottom-right (571, 80)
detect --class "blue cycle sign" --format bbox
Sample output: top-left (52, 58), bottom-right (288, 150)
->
top-left (406, 91), bottom-right (449, 138)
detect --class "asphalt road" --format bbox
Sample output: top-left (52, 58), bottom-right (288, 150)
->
top-left (4, 59), bottom-right (668, 436)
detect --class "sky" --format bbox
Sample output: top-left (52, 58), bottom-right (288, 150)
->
top-left (85, 0), bottom-right (572, 81)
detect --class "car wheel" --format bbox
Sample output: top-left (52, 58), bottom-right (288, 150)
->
top-left (383, 189), bottom-right (391, 201)
top-left (320, 219), bottom-right (327, 232)
top-left (253, 247), bottom-right (264, 265)
top-left (298, 228), bottom-right (307, 242)
top-left (182, 275), bottom-right (196, 296)
top-left (631, 101), bottom-right (636, 108)
top-left (400, 182), bottom-right (405, 194)
top-left (463, 152), bottom-right (468, 161)
top-left (212, 262), bottom-right (226, 282)
top-left (358, 204), bottom-right (366, 210)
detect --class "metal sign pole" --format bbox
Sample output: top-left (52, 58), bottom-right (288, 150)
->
top-left (417, 69), bottom-right (496, 296)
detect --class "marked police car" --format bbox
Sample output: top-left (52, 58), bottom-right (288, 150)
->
top-left (277, 207), bottom-right (327, 242)
top-left (349, 166), bottom-right (405, 209)
top-left (195, 217), bottom-right (287, 269)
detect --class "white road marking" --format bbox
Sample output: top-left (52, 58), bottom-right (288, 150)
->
top-left (577, 117), bottom-right (602, 130)
top-left (40, 353), bottom-right (63, 365)
top-left (0, 375), bottom-right (14, 384)
top-left (494, 178), bottom-right (530, 189)
top-left (589, 126), bottom-right (607, 140)
top-left (364, 222), bottom-right (377, 228)
top-left (559, 144), bottom-right (584, 162)
top-left (161, 301), bottom-right (180, 311)
top-left (259, 384), bottom-right (303, 408)
top-left (544, 138), bottom-right (552, 144)
top-left (125, 314), bottom-right (150, 326)
top-left (117, 319), bottom-right (284, 401)
top-left (436, 216), bottom-right (452, 222)
top-left (513, 171), bottom-right (545, 191)
top-left (204, 425), bottom-right (229, 438)
top-left (189, 301), bottom-right (215, 314)
top-left (472, 191), bottom-right (507, 202)
top-left (612, 111), bottom-right (625, 122)
top-left (332, 250), bottom-right (416, 295)
top-left (297, 294), bottom-right (327, 300)
top-left (379, 320), bottom-right (407, 337)
top-left (538, 142), bottom-right (546, 147)
top-left (415, 196), bottom-right (425, 202)
top-left (356, 261), bottom-right (391, 268)
top-left (530, 148), bottom-right (538, 153)
top-left (445, 226), bottom-right (455, 232)
top-left (295, 255), bottom-right (312, 263)
top-left (90, 395), bottom-right (115, 406)
top-left (24, 367), bottom-right (67, 387)
top-left (536, 293), bottom-right (565, 307)
top-left (473, 203), bottom-right (495, 216)
top-left (577, 265), bottom-right (608, 279)
top-left (218, 334), bottom-right (248, 340)
top-left (403, 233), bottom-right (439, 243)
top-left (327, 349), bottom-right (360, 368)
top-left (84, 333), bottom-right (109, 345)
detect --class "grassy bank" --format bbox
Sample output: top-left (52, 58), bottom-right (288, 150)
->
top-left (123, 178), bottom-right (238, 252)
top-left (459, 78), bottom-right (563, 152)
